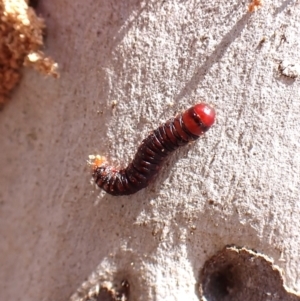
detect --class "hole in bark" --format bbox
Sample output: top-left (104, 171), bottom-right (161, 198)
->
top-left (199, 246), bottom-right (300, 301)
top-left (207, 265), bottom-right (236, 299)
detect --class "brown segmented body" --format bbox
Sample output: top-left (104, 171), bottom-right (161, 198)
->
top-left (92, 103), bottom-right (215, 196)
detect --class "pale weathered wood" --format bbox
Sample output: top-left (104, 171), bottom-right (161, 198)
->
top-left (1, 0), bottom-right (300, 300)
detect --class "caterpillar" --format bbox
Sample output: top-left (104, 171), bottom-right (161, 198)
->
top-left (91, 103), bottom-right (215, 196)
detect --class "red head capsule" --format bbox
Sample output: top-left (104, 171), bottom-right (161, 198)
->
top-left (182, 103), bottom-right (216, 136)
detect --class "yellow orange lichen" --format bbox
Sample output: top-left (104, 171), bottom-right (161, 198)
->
top-left (0, 0), bottom-right (58, 108)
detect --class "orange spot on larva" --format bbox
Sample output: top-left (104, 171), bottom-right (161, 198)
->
top-left (89, 155), bottom-right (107, 171)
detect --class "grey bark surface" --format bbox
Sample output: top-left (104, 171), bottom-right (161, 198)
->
top-left (0, 0), bottom-right (300, 300)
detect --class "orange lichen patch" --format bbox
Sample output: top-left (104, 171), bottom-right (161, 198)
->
top-left (88, 155), bottom-right (108, 170)
top-left (0, 0), bottom-right (59, 108)
top-left (248, 0), bottom-right (263, 12)
top-left (24, 51), bottom-right (58, 76)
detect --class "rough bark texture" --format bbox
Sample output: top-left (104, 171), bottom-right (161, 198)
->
top-left (0, 1), bottom-right (300, 300)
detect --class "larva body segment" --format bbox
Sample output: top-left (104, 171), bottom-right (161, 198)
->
top-left (92, 103), bottom-right (215, 196)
